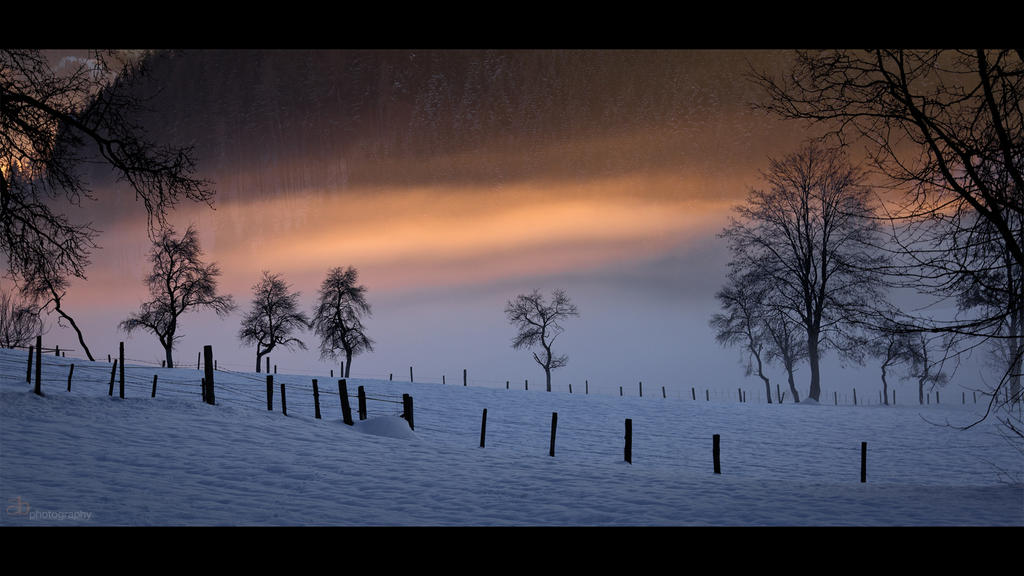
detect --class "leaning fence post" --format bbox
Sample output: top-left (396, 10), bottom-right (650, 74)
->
top-left (402, 394), bottom-right (414, 430)
top-left (109, 359), bottom-right (117, 396)
top-left (549, 412), bottom-right (558, 457)
top-left (67, 364), bottom-right (75, 392)
top-left (662, 386), bottom-right (666, 399)
top-left (280, 382), bottom-right (287, 416)
top-left (853, 388), bottom-right (857, 406)
top-left (860, 442), bottom-right (867, 483)
top-left (266, 375), bottom-right (274, 410)
top-left (34, 335), bottom-right (42, 396)
top-left (479, 408), bottom-right (487, 448)
top-left (713, 434), bottom-right (721, 474)
top-left (313, 379), bottom-right (321, 419)
top-left (357, 386), bottom-right (367, 420)
top-left (339, 380), bottom-right (353, 426)
top-left (624, 418), bottom-right (632, 464)
top-left (152, 374), bottom-right (158, 398)
top-left (569, 383), bottom-right (572, 394)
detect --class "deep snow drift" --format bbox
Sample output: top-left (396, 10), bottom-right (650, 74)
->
top-left (0, 349), bottom-right (1020, 525)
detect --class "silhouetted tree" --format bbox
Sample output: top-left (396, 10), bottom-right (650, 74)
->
top-left (710, 271), bottom-right (774, 403)
top-left (905, 333), bottom-right (950, 405)
top-left (867, 320), bottom-right (916, 406)
top-left (1, 49), bottom-right (213, 284)
top-left (762, 307), bottom-right (808, 404)
top-left (755, 49), bottom-right (1023, 419)
top-left (0, 287), bottom-right (43, 349)
top-left (18, 257), bottom-right (95, 360)
top-left (312, 266), bottom-right (373, 378)
top-left (120, 225), bottom-right (234, 368)
top-left (505, 289), bottom-right (579, 392)
top-left (239, 271), bottom-right (309, 372)
top-left (721, 142), bottom-right (886, 402)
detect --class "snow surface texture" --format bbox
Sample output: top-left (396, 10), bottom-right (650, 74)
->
top-left (1, 349), bottom-right (1021, 526)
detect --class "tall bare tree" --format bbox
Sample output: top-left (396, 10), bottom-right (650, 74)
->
top-left (505, 289), bottom-right (579, 392)
top-left (0, 287), bottom-right (43, 349)
top-left (312, 266), bottom-right (373, 378)
top-left (239, 271), bottom-right (309, 372)
top-left (754, 49), bottom-right (1023, 418)
top-left (721, 142), bottom-right (886, 402)
top-left (120, 225), bottom-right (235, 368)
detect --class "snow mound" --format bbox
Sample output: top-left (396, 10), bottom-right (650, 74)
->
top-left (353, 416), bottom-right (418, 440)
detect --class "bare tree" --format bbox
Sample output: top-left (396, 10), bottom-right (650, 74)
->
top-left (762, 308), bottom-right (808, 404)
top-left (905, 333), bottom-right (950, 405)
top-left (239, 271), bottom-right (309, 372)
top-left (754, 49), bottom-right (1023, 418)
top-left (0, 287), bottom-right (43, 349)
top-left (18, 257), bottom-right (95, 360)
top-left (710, 271), bottom-right (775, 403)
top-left (120, 225), bottom-right (235, 368)
top-left (1, 49), bottom-right (214, 284)
top-left (312, 266), bottom-right (373, 378)
top-left (505, 289), bottom-right (579, 392)
top-left (867, 319), bottom-right (916, 406)
top-left (721, 142), bottom-right (886, 402)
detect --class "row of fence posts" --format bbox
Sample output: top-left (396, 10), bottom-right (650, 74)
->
top-left (475, 409), bottom-right (869, 482)
top-left (264, 375), bottom-right (413, 430)
top-left (21, 342), bottom-right (991, 409)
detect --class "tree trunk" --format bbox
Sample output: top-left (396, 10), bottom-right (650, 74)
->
top-left (807, 329), bottom-right (821, 401)
top-left (345, 350), bottom-right (353, 378)
top-left (164, 344), bottom-right (174, 369)
top-left (786, 366), bottom-right (801, 403)
top-left (256, 352), bottom-right (263, 373)
top-left (55, 303), bottom-right (94, 362)
top-left (753, 349), bottom-right (771, 404)
top-left (881, 362), bottom-right (890, 406)
top-left (545, 367), bottom-right (552, 392)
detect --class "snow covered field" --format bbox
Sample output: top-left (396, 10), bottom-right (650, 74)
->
top-left (1, 348), bottom-right (1021, 526)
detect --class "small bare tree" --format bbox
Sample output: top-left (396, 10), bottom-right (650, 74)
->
top-left (239, 271), bottom-right (309, 372)
top-left (120, 225), bottom-right (235, 368)
top-left (0, 287), bottom-right (43, 349)
top-left (312, 266), bottom-right (373, 378)
top-left (505, 289), bottom-right (579, 392)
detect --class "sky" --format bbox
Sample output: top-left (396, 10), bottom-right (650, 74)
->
top-left (8, 49), bottom-right (989, 399)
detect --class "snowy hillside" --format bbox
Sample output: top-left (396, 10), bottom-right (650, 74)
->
top-left (1, 348), bottom-right (1021, 526)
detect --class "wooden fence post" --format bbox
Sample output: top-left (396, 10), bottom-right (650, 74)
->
top-left (280, 382), bottom-right (287, 416)
top-left (402, 394), bottom-right (414, 430)
top-left (443, 375), bottom-right (446, 385)
top-left (619, 386), bottom-right (622, 397)
top-left (525, 379), bottom-right (528, 391)
top-left (624, 418), bottom-right (632, 464)
top-left (26, 344), bottom-right (33, 383)
top-left (738, 388), bottom-right (742, 402)
top-left (339, 380), bottom-right (353, 426)
top-left (662, 386), bottom-right (666, 399)
top-left (152, 374), bottom-right (158, 398)
top-left (203, 345), bottom-right (215, 405)
top-left (119, 341), bottom-right (125, 399)
top-left (706, 389), bottom-right (709, 401)
top-left (586, 380), bottom-right (589, 395)
top-left (853, 388), bottom-right (857, 406)
top-left (34, 335), bottom-right (42, 396)
top-left (506, 380), bottom-right (509, 390)
top-left (410, 366), bottom-right (414, 383)
top-left (358, 385), bottom-right (367, 420)
top-left (692, 387), bottom-right (696, 400)
top-left (267, 375), bottom-right (274, 410)
top-left (777, 384), bottom-right (782, 403)
top-left (713, 434), bottom-right (721, 474)
top-left (834, 391), bottom-right (838, 406)
top-left (340, 361), bottom-right (344, 378)
top-left (67, 364), bottom-right (74, 392)
top-left (197, 351), bottom-right (200, 370)
top-left (266, 357), bottom-right (270, 374)
top-left (331, 369), bottom-right (334, 378)
top-left (463, 369), bottom-right (467, 387)
top-left (549, 412), bottom-right (558, 457)
top-left (639, 381), bottom-right (643, 397)
top-left (860, 442), bottom-right (867, 483)
top-left (389, 373), bottom-right (392, 381)
top-left (109, 359), bottom-right (117, 396)
top-left (479, 408), bottom-right (487, 448)
top-left (54, 344), bottom-right (59, 357)
top-left (274, 364), bottom-right (277, 375)
top-left (936, 391), bottom-right (940, 404)
top-left (313, 379), bottom-right (321, 419)
top-left (569, 383), bottom-right (572, 394)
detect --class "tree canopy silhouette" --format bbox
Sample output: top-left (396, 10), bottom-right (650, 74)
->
top-left (239, 271), bottom-right (309, 373)
top-left (505, 288), bottom-right (579, 392)
top-left (312, 266), bottom-right (373, 378)
top-left (120, 225), bottom-right (234, 368)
